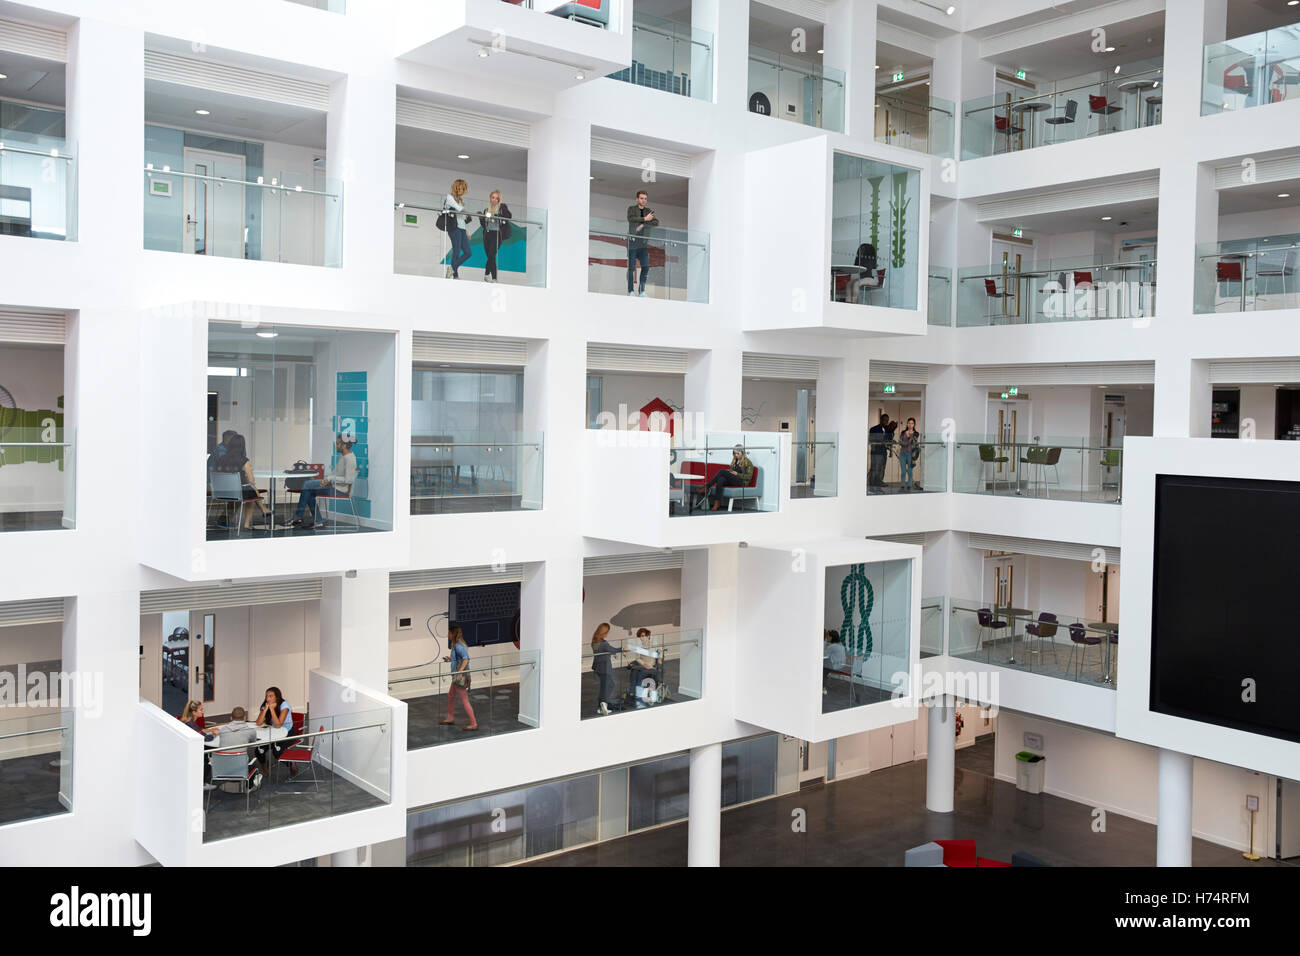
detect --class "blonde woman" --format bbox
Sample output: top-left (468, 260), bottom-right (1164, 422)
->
top-left (443, 178), bottom-right (474, 278)
top-left (477, 189), bottom-right (513, 283)
top-left (590, 622), bottom-right (622, 716)
top-left (440, 625), bottom-right (478, 730)
top-left (179, 699), bottom-right (213, 741)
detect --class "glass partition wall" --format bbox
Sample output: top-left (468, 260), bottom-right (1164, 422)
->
top-left (831, 153), bottom-right (921, 310)
top-left (949, 598), bottom-right (1118, 688)
top-left (609, 12), bottom-right (713, 100)
top-left (1202, 20), bottom-right (1300, 115)
top-left (747, 48), bottom-right (845, 131)
top-left (205, 322), bottom-right (395, 539)
top-left (0, 130), bottom-right (77, 241)
top-left (957, 256), bottom-right (1157, 326)
top-left (394, 190), bottom-right (547, 286)
top-left (669, 432), bottom-right (782, 516)
top-left (822, 559), bottom-right (911, 714)
top-left (410, 366), bottom-right (543, 514)
top-left (875, 90), bottom-right (955, 158)
top-left (580, 629), bottom-right (702, 719)
top-left (0, 342), bottom-right (73, 532)
top-left (588, 217), bottom-right (710, 301)
top-left (953, 435), bottom-right (1123, 503)
top-left (1194, 234), bottom-right (1300, 312)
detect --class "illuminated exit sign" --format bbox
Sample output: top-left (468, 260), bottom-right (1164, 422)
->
top-left (1016, 69), bottom-right (1027, 81)
top-left (883, 383), bottom-right (896, 394)
top-left (1012, 227), bottom-right (1024, 238)
top-left (892, 72), bottom-right (904, 83)
top-left (1008, 386), bottom-right (1019, 395)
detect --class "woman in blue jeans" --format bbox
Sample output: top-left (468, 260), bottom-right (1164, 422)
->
top-left (444, 178), bottom-right (474, 278)
top-left (898, 417), bottom-right (920, 491)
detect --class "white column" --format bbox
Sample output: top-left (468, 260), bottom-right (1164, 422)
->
top-left (687, 742), bottom-right (722, 866)
top-left (1154, 358), bottom-right (1211, 439)
top-left (528, 116), bottom-right (591, 295)
top-left (319, 570), bottom-right (390, 692)
top-left (1156, 748), bottom-right (1194, 867)
top-left (926, 696), bottom-right (955, 812)
top-left (825, 0), bottom-right (877, 138)
top-left (331, 846), bottom-right (371, 866)
top-left (326, 66), bottom-right (397, 275)
top-left (819, 344), bottom-right (869, 499)
top-left (697, 0), bottom-right (747, 110)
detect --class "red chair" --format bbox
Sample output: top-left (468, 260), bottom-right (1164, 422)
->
top-left (935, 839), bottom-right (977, 867)
top-left (277, 718), bottom-right (320, 790)
top-left (1072, 270), bottom-right (1094, 288)
top-left (1088, 93), bottom-right (1121, 115)
top-left (977, 856), bottom-right (1012, 867)
top-left (993, 115), bottom-right (1023, 135)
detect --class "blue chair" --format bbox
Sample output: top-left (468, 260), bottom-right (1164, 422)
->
top-left (1066, 621), bottom-right (1101, 679)
top-left (1024, 612), bottom-right (1058, 663)
top-left (976, 608), bottom-right (1007, 652)
top-left (721, 465), bottom-right (763, 512)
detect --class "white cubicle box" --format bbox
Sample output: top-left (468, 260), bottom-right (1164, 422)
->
top-left (735, 537), bottom-right (921, 742)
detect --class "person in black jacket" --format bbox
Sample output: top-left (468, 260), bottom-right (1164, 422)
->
top-left (626, 189), bottom-right (656, 296)
top-left (478, 189), bottom-right (513, 283)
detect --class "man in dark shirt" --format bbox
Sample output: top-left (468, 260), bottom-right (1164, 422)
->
top-left (868, 412), bottom-right (891, 489)
top-left (626, 189), bottom-right (655, 296)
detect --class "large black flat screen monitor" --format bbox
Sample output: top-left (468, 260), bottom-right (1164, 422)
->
top-left (1151, 474), bottom-right (1300, 743)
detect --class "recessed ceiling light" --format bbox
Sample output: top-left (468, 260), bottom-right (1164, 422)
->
top-left (1101, 216), bottom-right (1112, 221)
top-left (945, 4), bottom-right (955, 13)
top-left (817, 48), bottom-right (824, 54)
top-left (0, 73), bottom-right (7, 80)
top-left (1290, 1), bottom-right (1298, 6)
top-left (1105, 46), bottom-right (1116, 52)
top-left (195, 108), bottom-right (210, 115)
top-left (1279, 192), bottom-right (1292, 198)
top-left (575, 72), bottom-right (585, 79)
top-left (875, 64), bottom-right (880, 70)
top-left (255, 331), bottom-right (278, 339)
top-left (457, 153), bottom-right (470, 160)
top-left (478, 49), bottom-right (489, 58)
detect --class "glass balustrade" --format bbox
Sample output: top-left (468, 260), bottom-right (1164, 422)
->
top-left (831, 153), bottom-right (922, 310)
top-left (581, 629), bottom-right (702, 719)
top-left (928, 267), bottom-right (952, 326)
top-left (0, 132), bottom-right (76, 241)
top-left (668, 433), bottom-right (781, 516)
top-left (920, 597), bottom-right (945, 658)
top-left (953, 435), bottom-right (1123, 503)
top-left (747, 48), bottom-right (845, 132)
top-left (203, 708), bottom-right (391, 842)
top-left (609, 12), bottom-right (712, 100)
top-left (589, 216), bottom-right (709, 301)
top-left (504, 0), bottom-right (612, 29)
top-left (1203, 20), bottom-right (1300, 115)
top-left (0, 423), bottom-right (74, 532)
top-left (0, 710), bottom-right (72, 828)
top-left (395, 191), bottom-right (547, 286)
top-left (961, 63), bottom-right (1163, 159)
top-left (1194, 235), bottom-right (1300, 313)
top-left (823, 559), bottom-right (911, 714)
top-left (949, 598), bottom-right (1118, 688)
top-left (956, 256), bottom-right (1157, 326)
top-left (410, 432), bottom-right (543, 515)
top-left (143, 166), bottom-right (342, 266)
top-left (875, 92), bottom-right (955, 158)
top-left (390, 649), bottom-right (540, 749)
top-left (867, 438), bottom-right (947, 495)
top-left (790, 434), bottom-right (837, 498)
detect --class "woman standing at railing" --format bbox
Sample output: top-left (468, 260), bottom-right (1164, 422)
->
top-left (443, 178), bottom-right (474, 279)
top-left (898, 417), bottom-right (921, 492)
top-left (478, 189), bottom-right (513, 283)
top-left (590, 622), bottom-right (621, 716)
top-left (440, 625), bottom-right (478, 731)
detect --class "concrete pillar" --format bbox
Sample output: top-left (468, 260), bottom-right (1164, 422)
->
top-left (319, 570), bottom-right (389, 692)
top-left (327, 66), bottom-right (398, 276)
top-left (1162, 0), bottom-right (1228, 126)
top-left (1154, 358), bottom-right (1211, 439)
top-left (1156, 748), bottom-right (1194, 866)
top-left (687, 742), bottom-right (722, 866)
top-left (820, 343), bottom-right (869, 499)
top-left (825, 0), bottom-right (877, 139)
top-left (697, 0), bottom-right (748, 111)
top-left (528, 116), bottom-right (591, 295)
top-left (926, 696), bottom-right (955, 812)
top-left (331, 845), bottom-right (371, 866)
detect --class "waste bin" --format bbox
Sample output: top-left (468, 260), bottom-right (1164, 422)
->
top-left (1015, 751), bottom-right (1045, 794)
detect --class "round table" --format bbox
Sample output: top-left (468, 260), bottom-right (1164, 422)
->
top-left (253, 470), bottom-right (318, 531)
top-left (670, 472), bottom-right (706, 515)
top-left (996, 607), bottom-right (1033, 664)
top-left (1010, 101), bottom-right (1051, 149)
top-left (1086, 622), bottom-right (1118, 683)
top-left (1214, 252), bottom-right (1252, 311)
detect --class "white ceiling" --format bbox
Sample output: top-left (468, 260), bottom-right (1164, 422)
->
top-left (1227, 0), bottom-right (1300, 38)
top-left (0, 50), bottom-right (63, 107)
top-left (998, 12), bottom-right (1166, 82)
top-left (144, 80), bottom-right (327, 149)
top-left (395, 125), bottom-right (529, 182)
top-left (876, 39), bottom-right (934, 79)
top-left (748, 1), bottom-right (824, 65)
top-left (1219, 178), bottom-right (1300, 216)
top-left (987, 197), bottom-right (1160, 235)
top-left (590, 158), bottom-right (690, 207)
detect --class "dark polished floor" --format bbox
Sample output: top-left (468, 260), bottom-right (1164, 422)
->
top-left (580, 659), bottom-right (689, 720)
top-left (405, 682), bottom-right (532, 749)
top-left (0, 511), bottom-right (66, 532)
top-left (526, 741), bottom-right (1291, 867)
top-left (410, 494), bottom-right (524, 515)
top-left (203, 760), bottom-right (385, 842)
top-left (0, 751), bottom-right (69, 827)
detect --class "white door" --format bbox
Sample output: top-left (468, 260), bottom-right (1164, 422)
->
top-left (183, 148), bottom-right (246, 259)
top-left (799, 739), bottom-right (828, 785)
top-left (987, 398), bottom-right (1031, 481)
top-left (867, 726), bottom-right (893, 770)
top-left (990, 240), bottom-right (1035, 320)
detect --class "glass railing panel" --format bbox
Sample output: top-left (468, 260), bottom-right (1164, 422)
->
top-left (874, 92), bottom-right (955, 158)
top-left (961, 64), bottom-right (1163, 159)
top-left (410, 431), bottom-right (543, 515)
top-left (747, 48), bottom-right (844, 132)
top-left (203, 708), bottom-right (391, 842)
top-left (394, 190), bottom-right (547, 286)
top-left (928, 267), bottom-right (952, 325)
top-left (588, 215), bottom-right (709, 302)
top-left (920, 596), bottom-right (945, 658)
top-left (0, 132), bottom-right (76, 241)
top-left (608, 13), bottom-right (712, 100)
top-left (1203, 22), bottom-right (1300, 115)
top-left (956, 256), bottom-right (1156, 326)
top-left (867, 438), bottom-right (946, 494)
top-left (508, 0), bottom-right (612, 29)
top-left (791, 433), bottom-right (837, 498)
top-left (669, 432), bottom-right (781, 516)
top-left (0, 422), bottom-right (74, 532)
top-left (1194, 235), bottom-right (1300, 313)
top-left (390, 648), bottom-right (539, 750)
top-left (952, 436), bottom-right (1122, 503)
top-left (949, 598), bottom-right (1117, 688)
top-left (0, 709), bottom-right (72, 827)
top-left (580, 629), bottom-right (702, 719)
top-left (823, 559), bottom-right (911, 714)
top-left (831, 153), bottom-right (922, 310)
top-left (143, 166), bottom-right (342, 266)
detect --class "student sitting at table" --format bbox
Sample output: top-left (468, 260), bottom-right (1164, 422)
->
top-left (208, 706), bottom-right (262, 789)
top-left (213, 433), bottom-right (271, 532)
top-left (255, 686), bottom-right (294, 768)
top-left (179, 700), bottom-right (214, 741)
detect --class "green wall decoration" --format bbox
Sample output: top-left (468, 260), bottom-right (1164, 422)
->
top-left (0, 408), bottom-right (66, 469)
top-left (867, 175), bottom-right (885, 251)
top-left (839, 564), bottom-right (875, 660)
top-left (889, 172), bottom-right (911, 269)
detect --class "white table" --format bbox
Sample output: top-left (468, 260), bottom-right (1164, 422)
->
top-left (204, 724), bottom-right (288, 750)
top-left (670, 471), bottom-right (706, 515)
top-left (253, 470), bottom-right (318, 530)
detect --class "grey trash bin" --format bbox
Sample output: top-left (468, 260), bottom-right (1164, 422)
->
top-left (1015, 751), bottom-right (1045, 794)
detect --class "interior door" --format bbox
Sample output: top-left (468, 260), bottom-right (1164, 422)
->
top-left (799, 739), bottom-right (828, 785)
top-left (191, 612), bottom-right (215, 704)
top-left (990, 241), bottom-right (1032, 320)
top-left (184, 148), bottom-right (246, 259)
top-left (891, 720), bottom-right (915, 765)
top-left (988, 399), bottom-right (1030, 477)
top-left (867, 726), bottom-right (893, 771)
top-left (987, 554), bottom-right (1020, 608)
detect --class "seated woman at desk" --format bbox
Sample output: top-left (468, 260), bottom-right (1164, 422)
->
top-left (179, 699), bottom-right (214, 741)
top-left (213, 433), bottom-right (271, 532)
top-left (292, 434), bottom-right (357, 531)
top-left (848, 243), bottom-right (880, 303)
top-left (255, 686), bottom-right (294, 769)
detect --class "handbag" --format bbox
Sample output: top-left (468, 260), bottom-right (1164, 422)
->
top-left (454, 670), bottom-right (472, 690)
top-left (435, 212), bottom-right (450, 232)
top-left (284, 460), bottom-right (316, 493)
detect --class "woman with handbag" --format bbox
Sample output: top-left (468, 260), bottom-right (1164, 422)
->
top-left (440, 625), bottom-right (478, 731)
top-left (478, 189), bottom-right (512, 283)
top-left (443, 178), bottom-right (474, 279)
top-left (898, 417), bottom-right (921, 492)
top-left (590, 623), bottom-right (621, 716)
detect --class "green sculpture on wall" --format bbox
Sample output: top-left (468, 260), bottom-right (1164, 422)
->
top-left (889, 172), bottom-right (911, 269)
top-left (867, 175), bottom-right (885, 251)
top-left (840, 563), bottom-right (875, 660)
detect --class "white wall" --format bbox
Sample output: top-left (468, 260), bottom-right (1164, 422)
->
top-left (1218, 204), bottom-right (1300, 241)
top-left (592, 372), bottom-right (686, 425)
top-left (582, 568), bottom-right (682, 638)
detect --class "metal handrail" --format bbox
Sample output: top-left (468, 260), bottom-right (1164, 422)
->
top-left (963, 67), bottom-right (1163, 116)
top-left (0, 442), bottom-right (71, 447)
top-left (875, 92), bottom-right (955, 118)
top-left (632, 19), bottom-right (710, 48)
top-left (204, 719), bottom-right (387, 749)
top-left (585, 635), bottom-right (701, 659)
top-left (143, 165), bottom-right (340, 199)
top-left (960, 259), bottom-right (1159, 280)
top-left (0, 141), bottom-right (74, 160)
top-left (747, 47), bottom-right (843, 85)
top-left (411, 441), bottom-right (541, 448)
top-left (0, 725), bottom-right (67, 742)
top-left (394, 201), bottom-right (546, 230)
top-left (590, 224), bottom-right (710, 251)
top-left (676, 444), bottom-right (777, 452)
top-left (949, 602), bottom-right (1116, 632)
top-left (956, 439), bottom-right (1122, 452)
top-left (389, 656), bottom-right (536, 685)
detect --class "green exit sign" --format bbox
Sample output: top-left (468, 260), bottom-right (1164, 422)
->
top-left (405, 213), bottom-right (418, 225)
top-left (1008, 386), bottom-right (1019, 396)
top-left (1016, 69), bottom-right (1027, 81)
top-left (892, 72), bottom-right (904, 83)
top-left (1000, 392), bottom-right (1009, 399)
top-left (1012, 227), bottom-right (1023, 238)
top-left (883, 383), bottom-right (896, 394)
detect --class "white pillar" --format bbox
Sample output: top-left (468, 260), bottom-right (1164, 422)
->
top-left (1156, 748), bottom-right (1194, 867)
top-left (687, 742), bottom-right (722, 866)
top-left (319, 570), bottom-right (390, 692)
top-left (528, 116), bottom-right (591, 295)
top-left (331, 845), bottom-right (370, 867)
top-left (326, 66), bottom-right (397, 275)
top-left (926, 696), bottom-right (955, 812)
top-left (825, 0), bottom-right (877, 139)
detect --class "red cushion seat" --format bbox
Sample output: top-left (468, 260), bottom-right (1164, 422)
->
top-left (935, 839), bottom-right (977, 867)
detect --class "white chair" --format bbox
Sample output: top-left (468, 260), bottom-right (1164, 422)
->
top-left (319, 476), bottom-right (366, 531)
top-left (208, 471), bottom-right (248, 537)
top-left (209, 748), bottom-right (259, 813)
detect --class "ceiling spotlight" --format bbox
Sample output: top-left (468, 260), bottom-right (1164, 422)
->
top-left (478, 49), bottom-right (489, 58)
top-left (1279, 192), bottom-right (1292, 198)
top-left (1153, 80), bottom-right (1159, 88)
top-left (1114, 65), bottom-right (1121, 74)
top-left (1105, 46), bottom-right (1116, 52)
top-left (457, 153), bottom-right (470, 160)
top-left (875, 64), bottom-right (880, 70)
top-left (575, 71), bottom-right (585, 79)
top-left (1290, 1), bottom-right (1298, 6)
top-left (913, 0), bottom-right (955, 14)
top-left (1101, 216), bottom-right (1113, 221)
top-left (195, 108), bottom-right (210, 115)
top-left (255, 331), bottom-right (278, 339)
top-left (0, 73), bottom-right (7, 80)
top-left (817, 48), bottom-right (824, 54)
top-left (946, 4), bottom-right (955, 12)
